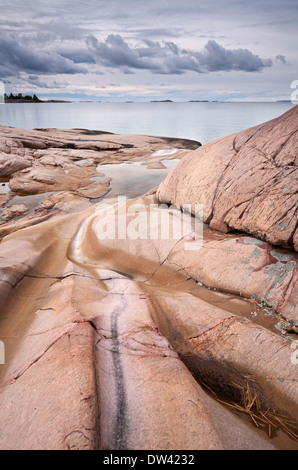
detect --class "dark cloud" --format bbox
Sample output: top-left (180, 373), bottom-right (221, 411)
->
top-left (86, 34), bottom-right (160, 71)
top-left (58, 48), bottom-right (96, 64)
top-left (87, 34), bottom-right (273, 74)
top-left (0, 34), bottom-right (88, 78)
top-left (193, 40), bottom-right (273, 72)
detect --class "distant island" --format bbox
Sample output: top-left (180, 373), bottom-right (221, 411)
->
top-left (150, 99), bottom-right (173, 102)
top-left (4, 93), bottom-right (71, 103)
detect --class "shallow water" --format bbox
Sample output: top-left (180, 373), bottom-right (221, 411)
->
top-left (96, 158), bottom-right (180, 198)
top-left (7, 191), bottom-right (56, 210)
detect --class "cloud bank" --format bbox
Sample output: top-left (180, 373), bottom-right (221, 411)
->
top-left (0, 34), bottom-right (88, 78)
top-left (86, 34), bottom-right (273, 74)
top-left (0, 31), bottom-right (273, 80)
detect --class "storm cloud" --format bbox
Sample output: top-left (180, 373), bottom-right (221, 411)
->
top-left (87, 34), bottom-right (273, 74)
top-left (0, 34), bottom-right (88, 78)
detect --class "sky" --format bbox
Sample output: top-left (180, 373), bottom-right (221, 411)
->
top-left (0, 0), bottom-right (297, 101)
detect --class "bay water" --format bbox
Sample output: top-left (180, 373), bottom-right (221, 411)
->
top-left (0, 101), bottom-right (294, 145)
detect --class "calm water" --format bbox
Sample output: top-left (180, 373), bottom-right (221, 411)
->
top-left (0, 101), bottom-right (294, 145)
top-left (95, 158), bottom-right (180, 198)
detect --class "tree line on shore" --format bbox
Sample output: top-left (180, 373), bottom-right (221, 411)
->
top-left (4, 93), bottom-right (41, 102)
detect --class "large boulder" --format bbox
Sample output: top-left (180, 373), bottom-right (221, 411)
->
top-left (157, 105), bottom-right (298, 251)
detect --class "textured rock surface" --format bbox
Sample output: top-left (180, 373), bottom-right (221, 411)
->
top-left (0, 120), bottom-right (297, 450)
top-left (0, 125), bottom-right (198, 238)
top-left (157, 105), bottom-right (298, 251)
top-left (0, 153), bottom-right (32, 176)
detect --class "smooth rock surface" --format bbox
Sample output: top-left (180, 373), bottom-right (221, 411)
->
top-left (0, 196), bottom-right (297, 450)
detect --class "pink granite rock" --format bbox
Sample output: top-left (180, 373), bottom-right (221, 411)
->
top-left (0, 125), bottom-right (198, 238)
top-left (0, 152), bottom-right (32, 176)
top-left (0, 215), bottom-right (280, 450)
top-left (157, 105), bottom-right (298, 251)
top-left (0, 122), bottom-right (297, 450)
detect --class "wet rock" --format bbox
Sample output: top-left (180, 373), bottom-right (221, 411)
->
top-left (168, 232), bottom-right (298, 323)
top-left (0, 204), bottom-right (297, 449)
top-left (78, 196), bottom-right (297, 323)
top-left (146, 161), bottom-right (167, 169)
top-left (1, 204), bottom-right (28, 221)
top-left (0, 194), bottom-right (12, 208)
top-left (0, 215), bottom-right (277, 450)
top-left (37, 191), bottom-right (92, 213)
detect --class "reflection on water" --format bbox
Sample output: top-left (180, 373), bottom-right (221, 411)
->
top-left (74, 159), bottom-right (92, 166)
top-left (160, 158), bottom-right (180, 168)
top-left (96, 158), bottom-right (180, 198)
top-left (1, 176), bottom-right (57, 211)
top-left (7, 192), bottom-right (56, 211)
top-left (1, 153), bottom-right (181, 211)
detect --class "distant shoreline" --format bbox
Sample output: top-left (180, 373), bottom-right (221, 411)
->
top-left (3, 99), bottom-right (294, 104)
top-left (4, 99), bottom-right (72, 103)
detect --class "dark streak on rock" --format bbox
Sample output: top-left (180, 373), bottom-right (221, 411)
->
top-left (111, 302), bottom-right (128, 450)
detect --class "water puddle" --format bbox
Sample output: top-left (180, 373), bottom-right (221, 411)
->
top-left (160, 158), bottom-right (180, 169)
top-left (74, 159), bottom-right (92, 166)
top-left (7, 191), bottom-right (56, 211)
top-left (95, 159), bottom-right (180, 198)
